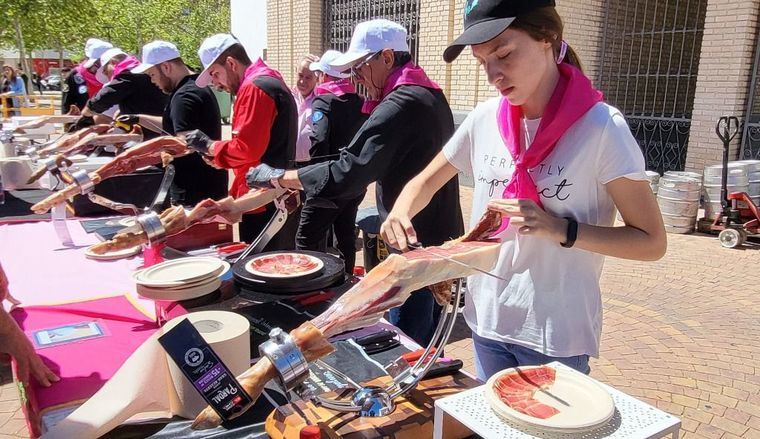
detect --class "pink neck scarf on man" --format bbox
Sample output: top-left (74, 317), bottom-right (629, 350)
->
top-left (315, 77), bottom-right (356, 97)
top-left (75, 63), bottom-right (104, 98)
top-left (493, 62), bottom-right (603, 235)
top-left (361, 61), bottom-right (441, 114)
top-left (244, 58), bottom-right (285, 83)
top-left (111, 56), bottom-right (141, 79)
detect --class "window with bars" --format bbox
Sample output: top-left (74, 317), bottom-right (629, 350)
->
top-left (322, 0), bottom-right (421, 62)
top-left (741, 33), bottom-right (760, 160)
top-left (598, 0), bottom-right (708, 173)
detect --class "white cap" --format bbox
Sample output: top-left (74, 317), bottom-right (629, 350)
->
top-left (329, 19), bottom-right (410, 71)
top-left (309, 50), bottom-right (350, 79)
top-left (132, 40), bottom-right (181, 74)
top-left (99, 47), bottom-right (127, 67)
top-left (196, 33), bottom-right (241, 87)
top-left (83, 38), bottom-right (113, 69)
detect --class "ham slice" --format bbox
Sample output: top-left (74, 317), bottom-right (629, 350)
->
top-left (30, 136), bottom-right (188, 214)
top-left (493, 366), bottom-right (560, 419)
top-left (191, 210), bottom-right (504, 429)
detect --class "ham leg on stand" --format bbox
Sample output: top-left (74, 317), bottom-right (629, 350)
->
top-left (87, 188), bottom-right (289, 255)
top-left (36, 125), bottom-right (111, 157)
top-left (30, 136), bottom-right (188, 214)
top-left (13, 106), bottom-right (82, 133)
top-left (191, 210), bottom-right (504, 429)
top-left (27, 126), bottom-right (144, 185)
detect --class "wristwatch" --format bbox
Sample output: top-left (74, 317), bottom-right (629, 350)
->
top-left (560, 217), bottom-right (578, 248)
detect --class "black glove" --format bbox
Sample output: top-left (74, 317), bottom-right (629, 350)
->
top-left (246, 163), bottom-right (285, 190)
top-left (67, 115), bottom-right (94, 132)
top-left (114, 114), bottom-right (140, 132)
top-left (183, 129), bottom-right (213, 155)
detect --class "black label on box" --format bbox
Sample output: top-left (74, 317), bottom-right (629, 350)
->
top-left (158, 319), bottom-right (253, 421)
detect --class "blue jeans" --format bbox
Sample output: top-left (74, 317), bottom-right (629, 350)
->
top-left (472, 332), bottom-right (590, 381)
top-left (388, 287), bottom-right (442, 347)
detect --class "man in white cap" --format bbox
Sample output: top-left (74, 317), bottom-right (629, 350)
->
top-left (62, 38), bottom-right (112, 113)
top-left (112, 40), bottom-right (228, 206)
top-left (183, 33), bottom-right (298, 248)
top-left (247, 19), bottom-right (464, 345)
top-left (295, 49), bottom-right (367, 274)
top-left (80, 47), bottom-right (167, 134)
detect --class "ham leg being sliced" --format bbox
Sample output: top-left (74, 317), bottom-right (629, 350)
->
top-left (37, 124), bottom-right (111, 157)
top-left (13, 108), bottom-right (82, 132)
top-left (30, 136), bottom-right (188, 214)
top-left (87, 188), bottom-right (289, 254)
top-left (191, 210), bottom-right (504, 429)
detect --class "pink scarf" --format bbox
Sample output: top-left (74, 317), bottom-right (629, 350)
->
top-left (495, 63), bottom-right (603, 234)
top-left (244, 58), bottom-right (285, 83)
top-left (111, 55), bottom-right (141, 79)
top-left (74, 63), bottom-right (103, 97)
top-left (362, 61), bottom-right (441, 114)
top-left (315, 77), bottom-right (356, 97)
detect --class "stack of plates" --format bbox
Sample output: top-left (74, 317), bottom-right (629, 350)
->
top-left (133, 256), bottom-right (229, 301)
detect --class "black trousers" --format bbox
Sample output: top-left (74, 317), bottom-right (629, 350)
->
top-left (239, 202), bottom-right (299, 252)
top-left (296, 194), bottom-right (364, 274)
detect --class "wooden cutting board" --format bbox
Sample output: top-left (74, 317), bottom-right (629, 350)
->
top-left (265, 372), bottom-right (478, 439)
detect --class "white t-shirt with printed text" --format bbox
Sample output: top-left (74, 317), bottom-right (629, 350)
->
top-left (443, 98), bottom-right (647, 357)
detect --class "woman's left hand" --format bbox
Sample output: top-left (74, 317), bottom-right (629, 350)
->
top-left (487, 199), bottom-right (568, 243)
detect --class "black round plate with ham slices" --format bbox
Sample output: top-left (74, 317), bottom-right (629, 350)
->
top-left (233, 250), bottom-right (345, 295)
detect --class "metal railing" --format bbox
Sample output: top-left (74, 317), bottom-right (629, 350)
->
top-left (598, 0), bottom-right (708, 172)
top-left (322, 0), bottom-right (421, 62)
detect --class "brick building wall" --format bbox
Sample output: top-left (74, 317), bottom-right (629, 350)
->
top-left (265, 0), bottom-right (760, 171)
top-left (266, 0), bottom-right (323, 86)
top-left (686, 0), bottom-right (760, 172)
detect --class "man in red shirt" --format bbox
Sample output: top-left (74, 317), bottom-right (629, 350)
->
top-left (184, 34), bottom-right (298, 247)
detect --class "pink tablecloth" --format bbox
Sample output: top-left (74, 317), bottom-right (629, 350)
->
top-left (0, 220), bottom-right (151, 311)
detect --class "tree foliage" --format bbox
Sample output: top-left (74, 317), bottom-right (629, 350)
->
top-left (1, 0), bottom-right (230, 70)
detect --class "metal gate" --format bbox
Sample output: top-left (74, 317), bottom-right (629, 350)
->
top-left (740, 29), bottom-right (760, 160)
top-left (598, 0), bottom-right (708, 174)
top-left (322, 0), bottom-right (421, 62)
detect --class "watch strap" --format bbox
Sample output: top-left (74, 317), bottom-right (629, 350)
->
top-left (560, 217), bottom-right (578, 248)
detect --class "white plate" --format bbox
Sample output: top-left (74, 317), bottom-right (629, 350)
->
top-left (134, 257), bottom-right (227, 287)
top-left (84, 245), bottom-right (141, 261)
top-left (244, 253), bottom-right (324, 279)
top-left (485, 365), bottom-right (615, 433)
top-left (136, 277), bottom-right (222, 301)
top-left (153, 261), bottom-right (230, 290)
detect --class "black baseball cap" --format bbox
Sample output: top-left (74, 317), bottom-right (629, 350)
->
top-left (443, 0), bottom-right (556, 63)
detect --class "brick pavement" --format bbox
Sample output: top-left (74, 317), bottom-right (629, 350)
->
top-left (2, 184), bottom-right (759, 438)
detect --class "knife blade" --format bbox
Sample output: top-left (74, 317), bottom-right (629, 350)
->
top-left (407, 243), bottom-right (508, 282)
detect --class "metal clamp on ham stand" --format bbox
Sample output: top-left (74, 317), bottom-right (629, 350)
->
top-left (264, 279), bottom-right (464, 419)
top-left (259, 328), bottom-right (311, 402)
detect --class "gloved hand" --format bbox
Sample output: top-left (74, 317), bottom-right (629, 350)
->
top-left (182, 129), bottom-right (213, 156)
top-left (114, 114), bottom-right (140, 132)
top-left (246, 163), bottom-right (285, 189)
top-left (67, 115), bottom-right (94, 132)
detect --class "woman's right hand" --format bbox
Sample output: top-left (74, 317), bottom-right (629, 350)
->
top-left (381, 211), bottom-right (419, 252)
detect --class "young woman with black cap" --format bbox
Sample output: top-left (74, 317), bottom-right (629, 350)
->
top-left (381, 1), bottom-right (667, 380)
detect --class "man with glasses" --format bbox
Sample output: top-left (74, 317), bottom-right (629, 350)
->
top-left (114, 40), bottom-right (228, 206)
top-left (246, 19), bottom-right (464, 346)
top-left (183, 34), bottom-right (298, 248)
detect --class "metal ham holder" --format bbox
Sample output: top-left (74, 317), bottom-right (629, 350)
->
top-left (51, 165), bottom-right (175, 247)
top-left (260, 279), bottom-right (465, 418)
